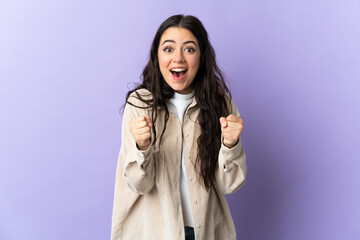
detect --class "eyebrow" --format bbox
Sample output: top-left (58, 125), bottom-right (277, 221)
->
top-left (161, 40), bottom-right (197, 46)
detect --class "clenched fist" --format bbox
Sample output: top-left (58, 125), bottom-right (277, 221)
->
top-left (219, 114), bottom-right (244, 149)
top-left (129, 116), bottom-right (152, 150)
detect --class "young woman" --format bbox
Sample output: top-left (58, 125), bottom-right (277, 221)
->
top-left (111, 15), bottom-right (246, 240)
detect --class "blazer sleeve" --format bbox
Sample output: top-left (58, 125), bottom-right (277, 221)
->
top-left (119, 93), bottom-right (155, 195)
top-left (215, 98), bottom-right (247, 194)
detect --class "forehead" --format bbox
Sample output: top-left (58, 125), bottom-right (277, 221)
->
top-left (160, 27), bottom-right (198, 44)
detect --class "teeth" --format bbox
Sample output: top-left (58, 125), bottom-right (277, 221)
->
top-left (171, 68), bottom-right (186, 72)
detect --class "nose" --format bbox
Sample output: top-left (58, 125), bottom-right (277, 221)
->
top-left (173, 49), bottom-right (185, 63)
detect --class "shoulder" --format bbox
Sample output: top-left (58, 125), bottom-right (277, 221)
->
top-left (127, 88), bottom-right (153, 108)
top-left (122, 88), bottom-right (154, 119)
top-left (129, 88), bottom-right (152, 98)
top-left (224, 93), bottom-right (240, 117)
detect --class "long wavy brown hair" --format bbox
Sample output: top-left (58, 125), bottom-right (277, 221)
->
top-left (124, 14), bottom-right (232, 190)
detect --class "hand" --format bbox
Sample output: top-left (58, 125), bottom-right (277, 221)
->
top-left (219, 114), bottom-right (244, 149)
top-left (129, 116), bottom-right (152, 150)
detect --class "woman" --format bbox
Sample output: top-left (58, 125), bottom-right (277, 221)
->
top-left (111, 14), bottom-right (246, 240)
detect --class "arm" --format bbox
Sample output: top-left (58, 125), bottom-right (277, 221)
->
top-left (215, 100), bottom-right (247, 194)
top-left (120, 95), bottom-right (155, 195)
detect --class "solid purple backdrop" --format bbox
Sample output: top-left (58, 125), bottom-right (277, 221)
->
top-left (1, 0), bottom-right (359, 239)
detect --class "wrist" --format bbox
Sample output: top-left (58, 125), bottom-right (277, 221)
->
top-left (223, 139), bottom-right (239, 149)
top-left (136, 139), bottom-right (151, 151)
top-left (137, 144), bottom-right (150, 151)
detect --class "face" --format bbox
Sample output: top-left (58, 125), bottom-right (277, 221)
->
top-left (158, 27), bottom-right (201, 94)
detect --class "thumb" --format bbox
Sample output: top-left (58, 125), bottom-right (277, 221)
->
top-left (219, 117), bottom-right (227, 128)
top-left (144, 116), bottom-right (152, 127)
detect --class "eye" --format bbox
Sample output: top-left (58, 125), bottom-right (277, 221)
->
top-left (185, 47), bottom-right (195, 53)
top-left (163, 47), bottom-right (172, 53)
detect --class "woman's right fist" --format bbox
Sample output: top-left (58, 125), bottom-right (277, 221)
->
top-left (129, 116), bottom-right (152, 150)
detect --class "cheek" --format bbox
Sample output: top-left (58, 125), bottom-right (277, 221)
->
top-left (158, 53), bottom-right (170, 69)
top-left (188, 55), bottom-right (201, 71)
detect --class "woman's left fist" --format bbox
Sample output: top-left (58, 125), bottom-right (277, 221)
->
top-left (219, 114), bottom-right (244, 149)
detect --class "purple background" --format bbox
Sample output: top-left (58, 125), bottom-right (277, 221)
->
top-left (1, 0), bottom-right (359, 239)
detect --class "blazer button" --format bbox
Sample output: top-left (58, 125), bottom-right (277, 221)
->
top-left (196, 223), bottom-right (201, 228)
top-left (193, 200), bottom-right (198, 204)
top-left (189, 177), bottom-right (193, 181)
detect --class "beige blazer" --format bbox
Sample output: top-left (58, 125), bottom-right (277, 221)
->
top-left (111, 89), bottom-right (247, 240)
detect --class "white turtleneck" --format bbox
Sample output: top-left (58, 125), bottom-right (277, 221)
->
top-left (167, 91), bottom-right (194, 227)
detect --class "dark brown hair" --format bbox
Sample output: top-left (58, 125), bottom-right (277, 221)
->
top-left (125, 14), bottom-right (232, 190)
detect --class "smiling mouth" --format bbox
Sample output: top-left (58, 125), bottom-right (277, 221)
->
top-left (170, 68), bottom-right (187, 78)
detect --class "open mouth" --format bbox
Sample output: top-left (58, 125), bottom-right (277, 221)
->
top-left (170, 68), bottom-right (187, 78)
